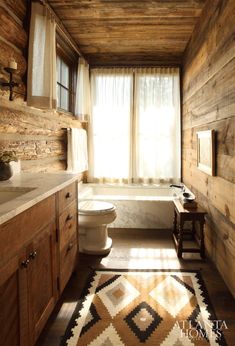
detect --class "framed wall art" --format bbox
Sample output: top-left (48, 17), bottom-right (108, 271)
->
top-left (196, 130), bottom-right (215, 176)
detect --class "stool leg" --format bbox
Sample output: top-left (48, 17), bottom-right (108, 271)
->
top-left (173, 209), bottom-right (177, 236)
top-left (177, 220), bottom-right (184, 258)
top-left (192, 220), bottom-right (196, 239)
top-left (200, 220), bottom-right (205, 258)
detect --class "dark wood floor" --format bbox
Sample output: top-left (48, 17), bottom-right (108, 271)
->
top-left (37, 229), bottom-right (235, 345)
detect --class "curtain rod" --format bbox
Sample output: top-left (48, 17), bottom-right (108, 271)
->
top-left (38, 0), bottom-right (85, 61)
top-left (90, 66), bottom-right (180, 70)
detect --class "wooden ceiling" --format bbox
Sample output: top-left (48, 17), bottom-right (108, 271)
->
top-left (47, 0), bottom-right (208, 66)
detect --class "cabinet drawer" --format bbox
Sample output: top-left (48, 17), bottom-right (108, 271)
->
top-left (58, 183), bottom-right (76, 213)
top-left (0, 195), bottom-right (55, 265)
top-left (60, 234), bottom-right (77, 293)
top-left (59, 201), bottom-right (77, 250)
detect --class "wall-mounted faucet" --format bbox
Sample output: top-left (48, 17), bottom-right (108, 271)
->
top-left (169, 184), bottom-right (185, 192)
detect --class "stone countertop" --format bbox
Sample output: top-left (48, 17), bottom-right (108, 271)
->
top-left (0, 172), bottom-right (81, 225)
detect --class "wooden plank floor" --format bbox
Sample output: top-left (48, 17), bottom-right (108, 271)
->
top-left (37, 229), bottom-right (235, 345)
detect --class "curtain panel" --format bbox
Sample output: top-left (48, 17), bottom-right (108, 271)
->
top-left (75, 58), bottom-right (91, 121)
top-left (88, 67), bottom-right (181, 184)
top-left (134, 67), bottom-right (181, 184)
top-left (27, 2), bottom-right (57, 109)
top-left (89, 68), bottom-right (133, 183)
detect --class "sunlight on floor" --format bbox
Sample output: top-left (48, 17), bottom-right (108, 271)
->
top-left (58, 302), bottom-right (77, 320)
top-left (101, 247), bottom-right (180, 269)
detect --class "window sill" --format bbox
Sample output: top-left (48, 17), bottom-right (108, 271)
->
top-left (57, 108), bottom-right (76, 118)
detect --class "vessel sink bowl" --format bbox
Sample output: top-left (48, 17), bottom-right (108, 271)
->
top-left (0, 187), bottom-right (36, 205)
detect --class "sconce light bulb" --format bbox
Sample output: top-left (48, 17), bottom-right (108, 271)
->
top-left (9, 58), bottom-right (17, 70)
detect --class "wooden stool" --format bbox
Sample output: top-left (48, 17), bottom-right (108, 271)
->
top-left (172, 199), bottom-right (207, 259)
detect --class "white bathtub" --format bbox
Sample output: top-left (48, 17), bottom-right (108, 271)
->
top-left (78, 183), bottom-right (184, 229)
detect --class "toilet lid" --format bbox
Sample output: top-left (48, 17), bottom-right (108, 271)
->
top-left (78, 200), bottom-right (116, 215)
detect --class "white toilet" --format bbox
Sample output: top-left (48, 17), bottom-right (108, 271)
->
top-left (78, 200), bottom-right (117, 255)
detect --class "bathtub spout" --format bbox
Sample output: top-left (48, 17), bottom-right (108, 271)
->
top-left (170, 184), bottom-right (185, 192)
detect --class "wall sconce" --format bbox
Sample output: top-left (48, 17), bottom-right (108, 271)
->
top-left (0, 59), bottom-right (19, 101)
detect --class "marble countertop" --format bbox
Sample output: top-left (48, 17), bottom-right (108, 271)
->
top-left (0, 172), bottom-right (81, 225)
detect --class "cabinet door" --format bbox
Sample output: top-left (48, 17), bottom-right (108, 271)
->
top-left (27, 222), bottom-right (57, 344)
top-left (60, 233), bottom-right (77, 293)
top-left (0, 253), bottom-right (28, 346)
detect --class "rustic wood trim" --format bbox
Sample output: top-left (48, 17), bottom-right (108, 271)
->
top-left (0, 97), bottom-right (82, 124)
top-left (89, 64), bottom-right (181, 69)
top-left (0, 133), bottom-right (63, 141)
top-left (2, 0), bottom-right (26, 22)
top-left (183, 160), bottom-right (235, 224)
top-left (20, 156), bottom-right (66, 167)
top-left (23, 0), bottom-right (31, 102)
top-left (0, 35), bottom-right (22, 54)
top-left (47, 0), bottom-right (207, 66)
top-left (179, 65), bottom-right (183, 182)
top-left (38, 0), bottom-right (84, 58)
top-left (0, 7), bottom-right (27, 50)
top-left (183, 184), bottom-right (235, 257)
top-left (0, 2), bottom-right (24, 26)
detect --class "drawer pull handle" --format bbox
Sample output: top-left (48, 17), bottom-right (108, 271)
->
top-left (67, 242), bottom-right (74, 252)
top-left (66, 214), bottom-right (73, 222)
top-left (21, 259), bottom-right (30, 268)
top-left (29, 251), bottom-right (37, 260)
top-left (65, 192), bottom-right (72, 199)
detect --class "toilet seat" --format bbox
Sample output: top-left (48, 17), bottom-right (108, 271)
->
top-left (78, 200), bottom-right (116, 215)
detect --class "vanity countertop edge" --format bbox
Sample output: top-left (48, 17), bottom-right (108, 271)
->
top-left (0, 172), bottom-right (81, 226)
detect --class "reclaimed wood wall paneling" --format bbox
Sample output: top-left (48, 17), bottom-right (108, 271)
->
top-left (182, 0), bottom-right (235, 297)
top-left (0, 1), bottom-right (82, 173)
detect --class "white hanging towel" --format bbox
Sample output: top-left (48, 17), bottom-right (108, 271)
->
top-left (67, 128), bottom-right (88, 173)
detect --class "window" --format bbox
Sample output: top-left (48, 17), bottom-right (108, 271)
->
top-left (57, 55), bottom-right (70, 111)
top-left (89, 68), bottom-right (181, 184)
top-left (56, 34), bottom-right (78, 113)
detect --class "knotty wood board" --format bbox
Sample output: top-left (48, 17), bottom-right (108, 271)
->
top-left (0, 7), bottom-right (27, 50)
top-left (48, 0), bottom-right (207, 66)
top-left (182, 0), bottom-right (235, 296)
top-left (2, 0), bottom-right (26, 22)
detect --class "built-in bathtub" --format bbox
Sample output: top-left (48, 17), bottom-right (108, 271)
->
top-left (78, 183), bottom-right (186, 229)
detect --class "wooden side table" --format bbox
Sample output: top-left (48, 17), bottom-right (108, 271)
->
top-left (172, 199), bottom-right (207, 259)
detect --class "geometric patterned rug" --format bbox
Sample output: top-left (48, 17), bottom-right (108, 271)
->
top-left (61, 269), bottom-right (227, 346)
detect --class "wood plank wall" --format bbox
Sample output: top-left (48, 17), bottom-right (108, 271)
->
top-left (182, 0), bottom-right (235, 296)
top-left (0, 1), bottom-right (82, 172)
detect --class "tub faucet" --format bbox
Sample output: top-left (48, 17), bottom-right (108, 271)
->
top-left (170, 184), bottom-right (185, 192)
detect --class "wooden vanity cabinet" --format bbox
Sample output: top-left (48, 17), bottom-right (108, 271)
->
top-left (57, 182), bottom-right (78, 293)
top-left (0, 180), bottom-right (78, 345)
top-left (27, 222), bottom-right (57, 344)
top-left (0, 195), bottom-right (57, 346)
top-left (0, 252), bottom-right (27, 346)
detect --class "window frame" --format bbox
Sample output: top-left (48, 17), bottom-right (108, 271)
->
top-left (56, 33), bottom-right (78, 115)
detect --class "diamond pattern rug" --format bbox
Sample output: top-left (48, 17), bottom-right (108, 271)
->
top-left (61, 270), bottom-right (227, 346)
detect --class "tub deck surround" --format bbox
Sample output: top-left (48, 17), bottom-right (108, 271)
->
top-left (78, 183), bottom-right (193, 229)
top-left (0, 172), bottom-right (81, 225)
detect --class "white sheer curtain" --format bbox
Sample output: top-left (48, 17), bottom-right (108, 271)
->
top-left (88, 67), bottom-right (180, 184)
top-left (27, 2), bottom-right (57, 109)
top-left (89, 68), bottom-right (133, 183)
top-left (134, 68), bottom-right (181, 183)
top-left (75, 58), bottom-right (91, 121)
